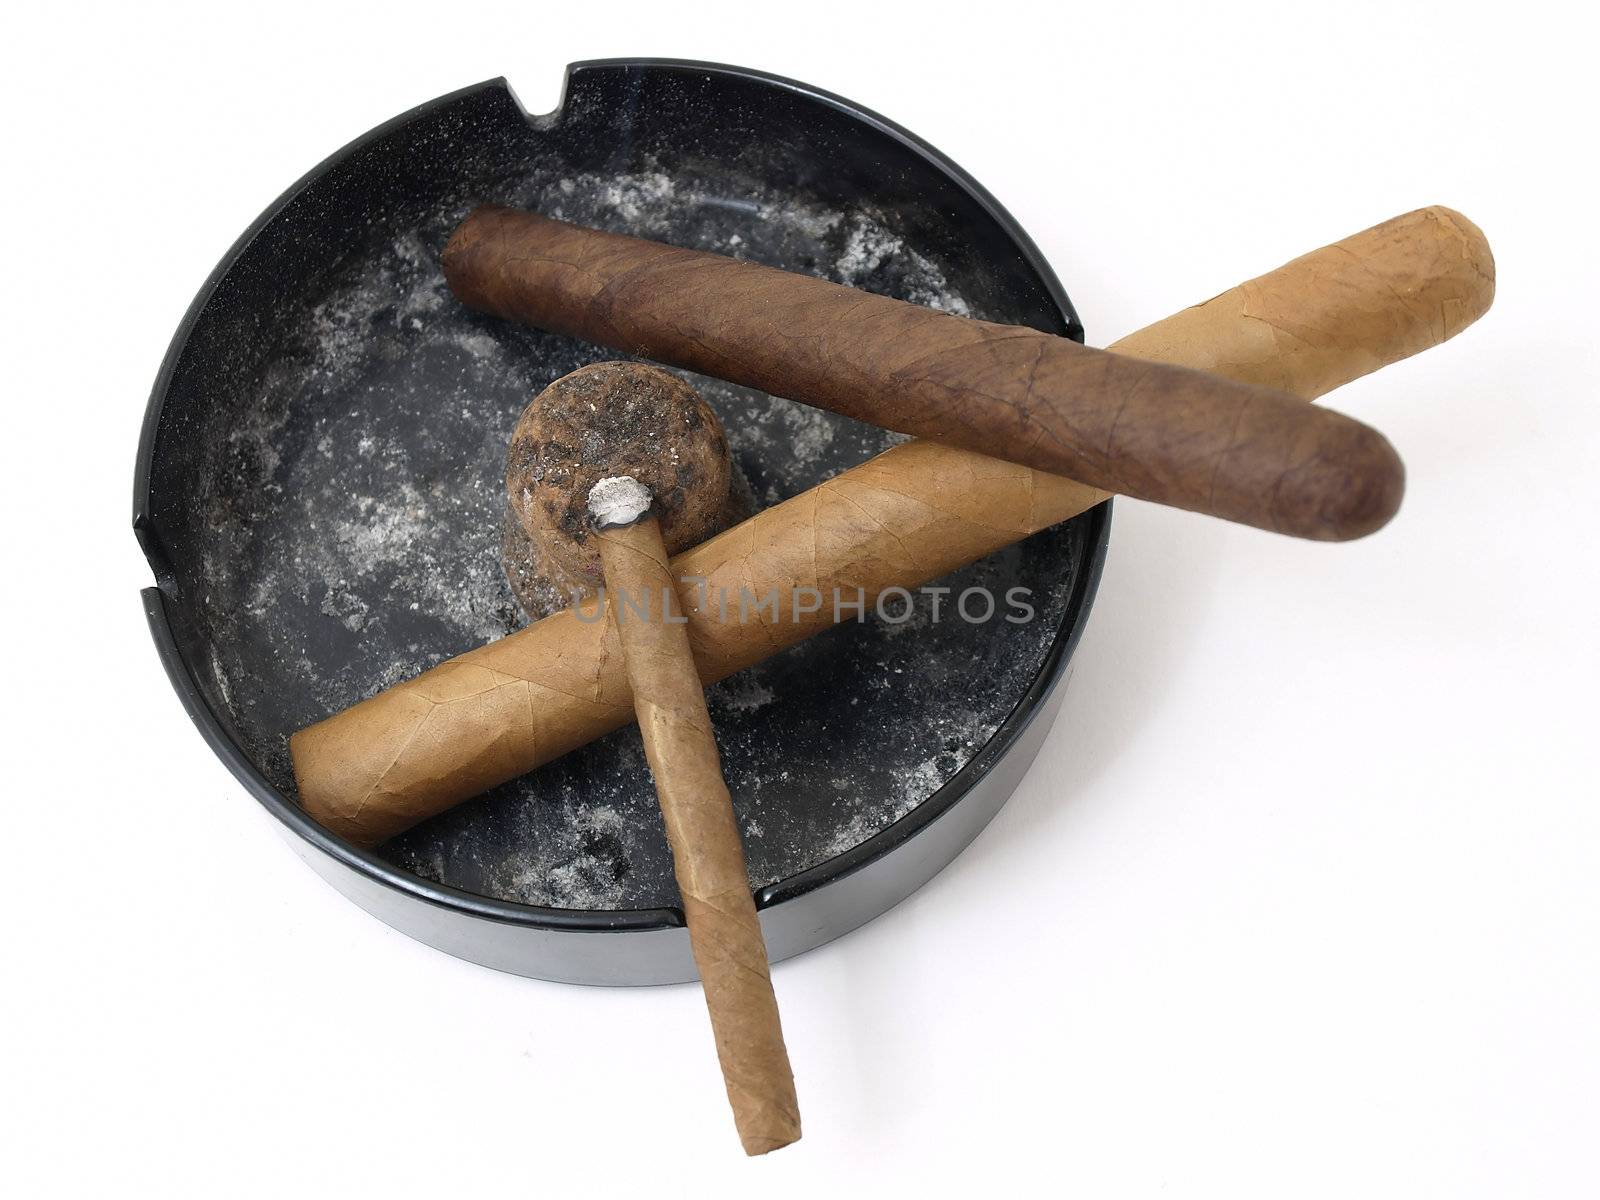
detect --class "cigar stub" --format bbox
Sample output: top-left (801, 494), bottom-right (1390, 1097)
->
top-left (290, 206), bottom-right (1494, 847)
top-left (444, 204), bottom-right (1407, 542)
top-left (590, 483), bottom-right (801, 1156)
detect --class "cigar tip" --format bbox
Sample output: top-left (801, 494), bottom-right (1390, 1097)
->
top-left (441, 204), bottom-right (517, 304)
top-left (290, 720), bottom-right (395, 848)
top-left (1301, 421), bottom-right (1407, 542)
top-left (1412, 205), bottom-right (1497, 332)
top-left (1422, 204), bottom-right (1494, 276)
top-left (739, 1127), bottom-right (802, 1156)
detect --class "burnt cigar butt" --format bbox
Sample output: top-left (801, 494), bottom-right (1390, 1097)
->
top-left (502, 362), bottom-right (750, 618)
top-left (445, 205), bottom-right (1405, 541)
top-left (589, 478), bottom-right (801, 1155)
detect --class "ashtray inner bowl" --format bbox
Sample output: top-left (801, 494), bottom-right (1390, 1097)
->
top-left (139, 66), bottom-right (1096, 921)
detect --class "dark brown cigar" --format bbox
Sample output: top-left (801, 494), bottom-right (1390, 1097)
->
top-left (444, 205), bottom-right (1404, 541)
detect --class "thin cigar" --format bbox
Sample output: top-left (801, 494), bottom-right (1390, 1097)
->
top-left (292, 207), bottom-right (1495, 846)
top-left (444, 205), bottom-right (1405, 541)
top-left (589, 476), bottom-right (800, 1156)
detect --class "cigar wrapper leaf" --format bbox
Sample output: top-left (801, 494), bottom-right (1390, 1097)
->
top-left (443, 205), bottom-right (1405, 542)
top-left (291, 207), bottom-right (1494, 846)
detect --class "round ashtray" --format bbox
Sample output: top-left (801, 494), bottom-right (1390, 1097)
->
top-left (134, 59), bottom-right (1109, 985)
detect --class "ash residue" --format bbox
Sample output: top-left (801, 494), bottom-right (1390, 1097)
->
top-left (181, 153), bottom-right (1084, 911)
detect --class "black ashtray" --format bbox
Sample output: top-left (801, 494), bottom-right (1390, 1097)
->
top-left (134, 60), bottom-right (1110, 985)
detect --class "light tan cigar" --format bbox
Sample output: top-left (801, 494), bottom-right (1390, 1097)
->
top-left (290, 207), bottom-right (1494, 845)
top-left (589, 475), bottom-right (800, 1156)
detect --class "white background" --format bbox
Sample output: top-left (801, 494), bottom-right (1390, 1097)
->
top-left (4, 2), bottom-right (1596, 1195)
